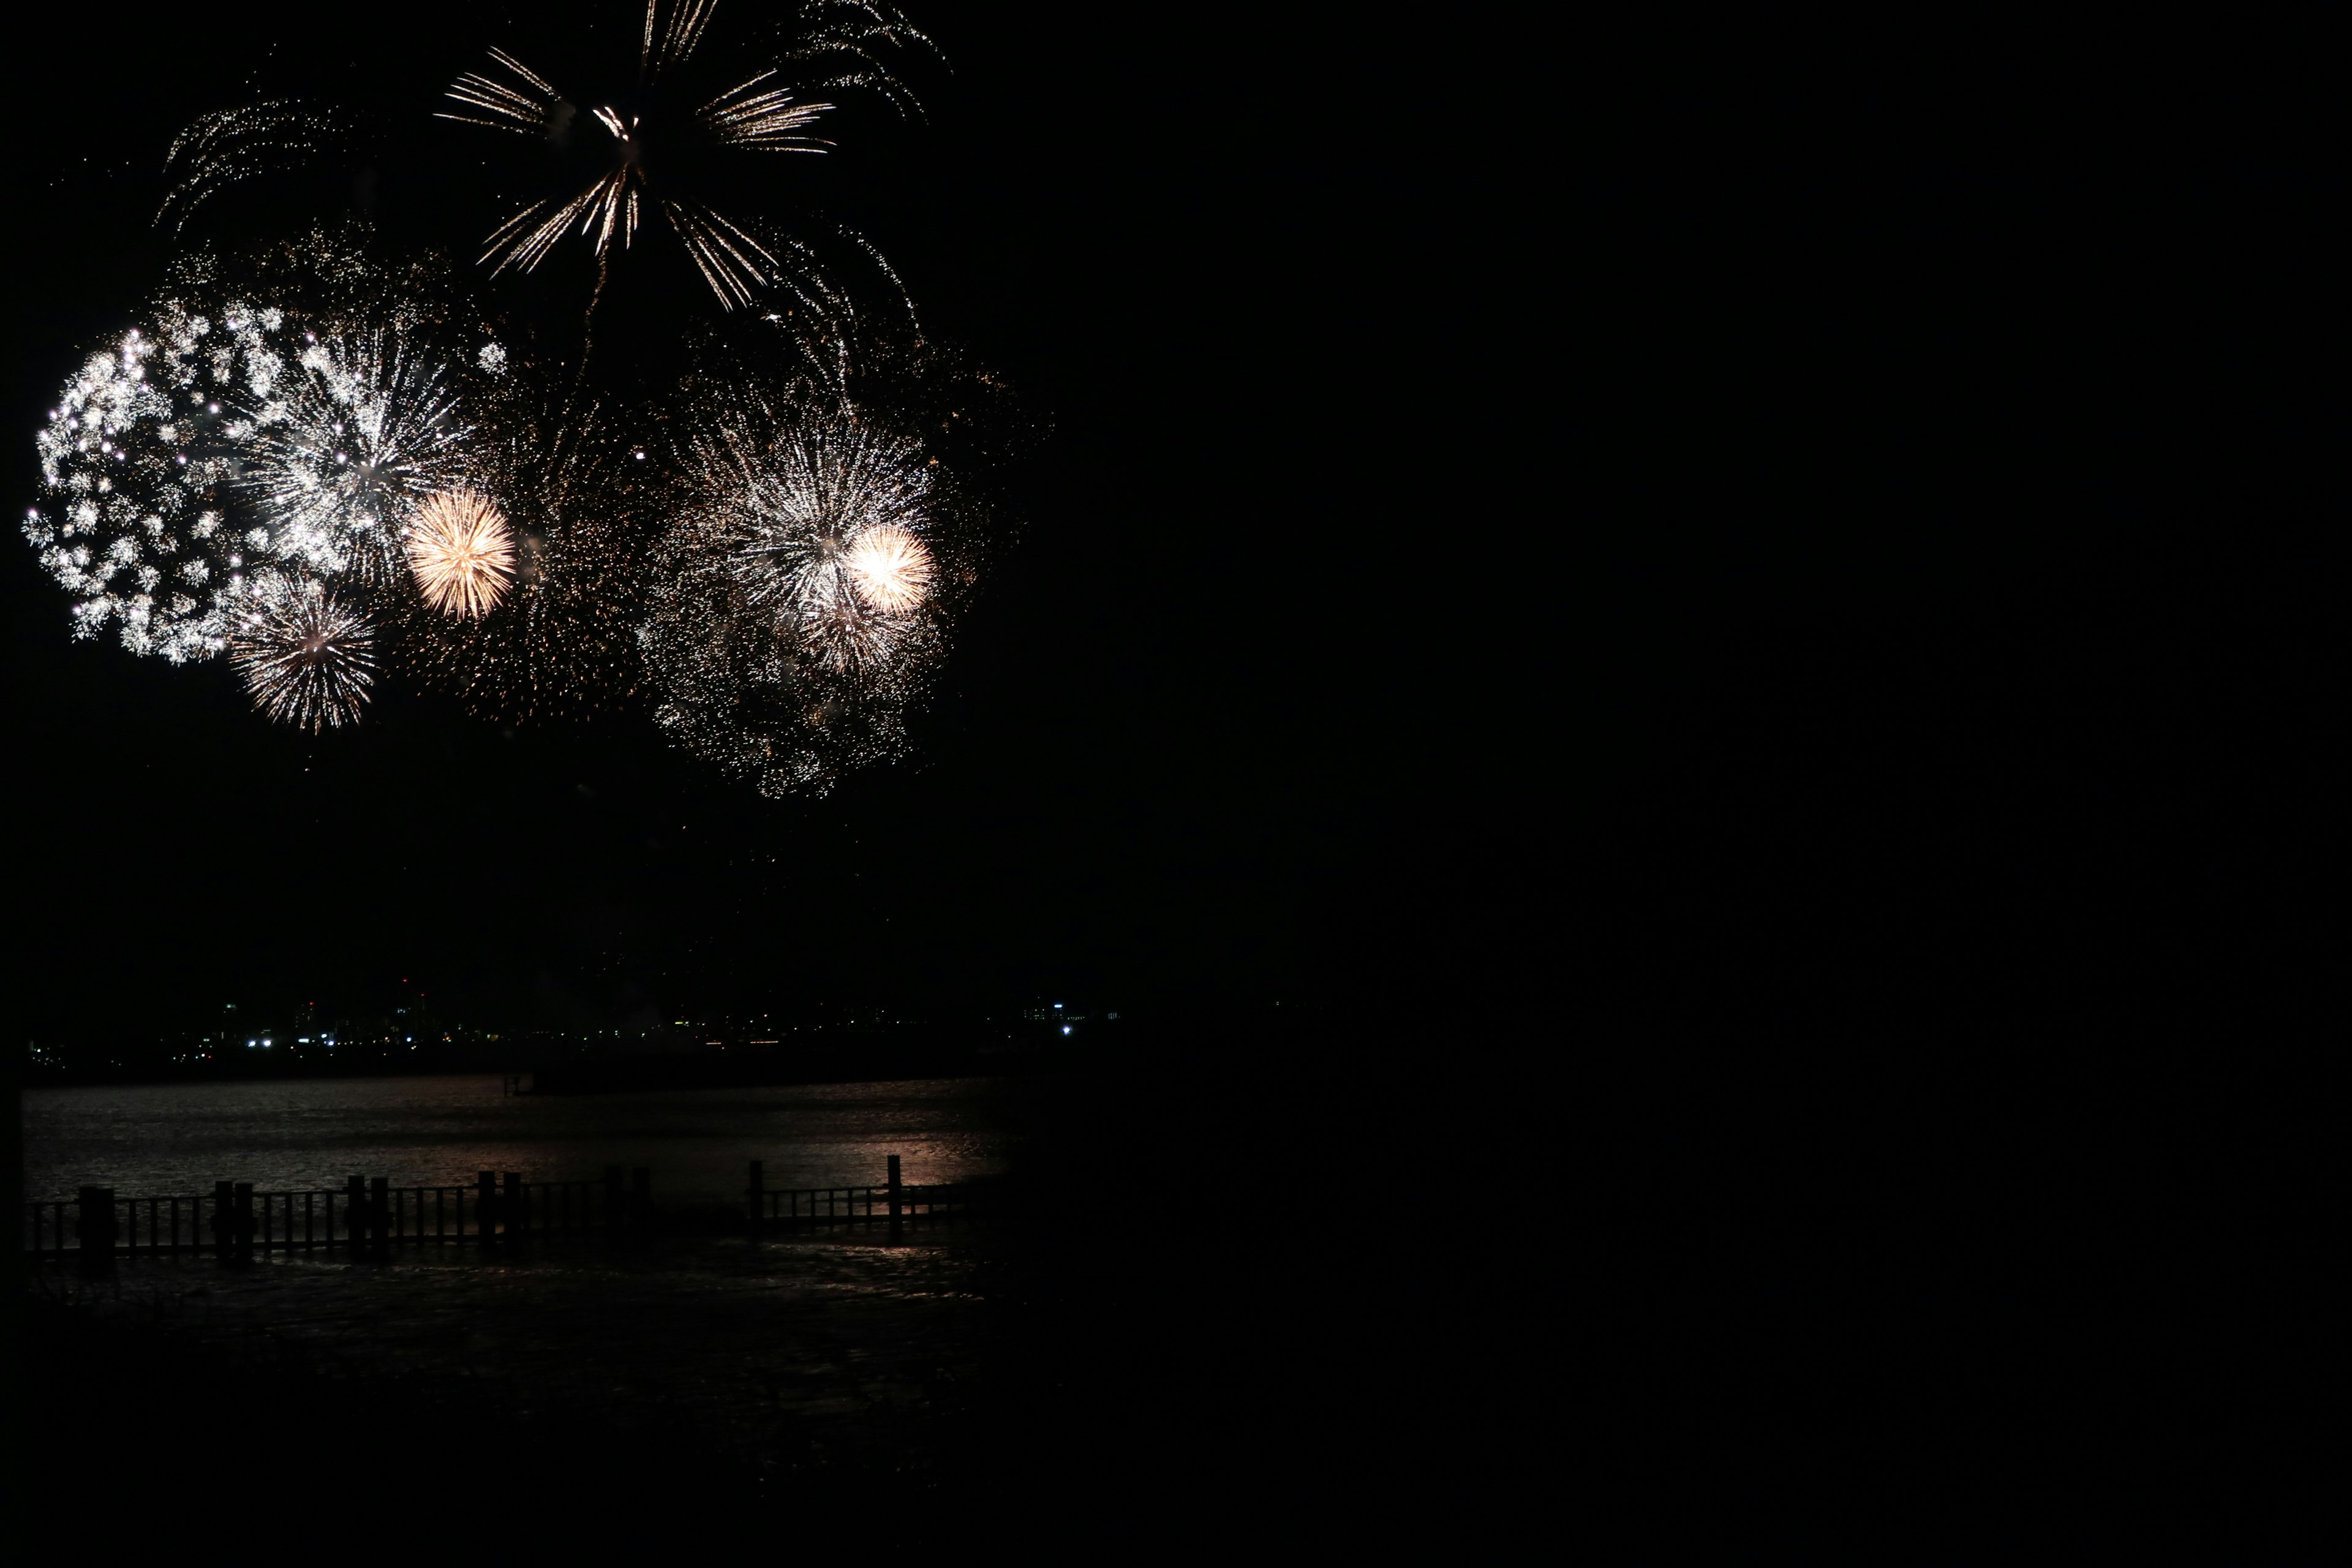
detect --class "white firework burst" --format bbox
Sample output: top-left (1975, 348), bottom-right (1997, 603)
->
top-left (227, 571), bottom-right (378, 731)
top-left (713, 410), bottom-right (935, 673)
top-left (639, 396), bottom-right (954, 794)
top-left (234, 324), bottom-right (471, 584)
top-left (26, 301), bottom-right (299, 663)
top-left (843, 522), bottom-right (933, 615)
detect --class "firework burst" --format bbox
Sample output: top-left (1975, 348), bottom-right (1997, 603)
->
top-left (844, 522), bottom-right (933, 614)
top-left (405, 487), bottom-right (516, 618)
top-left (640, 390), bottom-right (965, 794)
top-left (234, 323), bottom-right (472, 584)
top-left (228, 571), bottom-right (378, 730)
top-left (443, 0), bottom-right (933, 310)
top-left (693, 403), bottom-right (938, 674)
top-left (26, 301), bottom-right (299, 662)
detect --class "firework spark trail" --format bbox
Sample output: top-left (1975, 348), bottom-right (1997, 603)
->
top-left (646, 0), bottom-right (723, 79)
top-left (781, 1), bottom-right (939, 119)
top-left (156, 103), bottom-right (341, 235)
top-left (405, 487), bottom-right (516, 618)
top-left (26, 303), bottom-right (300, 662)
top-left (440, 48), bottom-right (567, 136)
top-left (228, 571), bottom-right (378, 730)
top-left (697, 71), bottom-right (834, 149)
top-left (235, 325), bottom-right (472, 584)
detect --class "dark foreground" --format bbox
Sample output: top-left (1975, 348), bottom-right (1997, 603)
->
top-left (13, 1011), bottom-right (2337, 1551)
top-left (14, 1041), bottom-right (1437, 1550)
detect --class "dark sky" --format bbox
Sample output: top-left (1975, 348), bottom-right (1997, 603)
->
top-left (2, 2), bottom-right (1365, 1037)
top-left (3, 15), bottom-right (2339, 1057)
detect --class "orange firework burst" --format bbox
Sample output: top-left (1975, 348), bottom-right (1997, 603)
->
top-left (405, 488), bottom-right (516, 618)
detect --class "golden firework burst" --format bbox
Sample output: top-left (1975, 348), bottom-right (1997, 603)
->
top-left (405, 487), bottom-right (516, 618)
top-left (844, 522), bottom-right (933, 615)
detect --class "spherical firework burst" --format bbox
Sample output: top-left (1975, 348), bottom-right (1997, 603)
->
top-left (228, 572), bottom-right (378, 731)
top-left (639, 391), bottom-right (967, 794)
top-left (234, 323), bottom-right (471, 584)
top-left (25, 301), bottom-right (300, 662)
top-left (405, 487), bottom-right (515, 618)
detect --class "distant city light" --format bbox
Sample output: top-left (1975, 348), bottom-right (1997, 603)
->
top-left (1061, 1025), bottom-right (1071, 1036)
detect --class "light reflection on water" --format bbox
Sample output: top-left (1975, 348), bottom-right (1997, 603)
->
top-left (21, 1074), bottom-right (1012, 1200)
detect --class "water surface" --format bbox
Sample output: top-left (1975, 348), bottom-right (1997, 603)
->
top-left (23, 1074), bottom-right (1012, 1200)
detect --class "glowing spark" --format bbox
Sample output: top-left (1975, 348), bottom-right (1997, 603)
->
top-left (698, 71), bottom-right (832, 151)
top-left (406, 488), bottom-right (516, 618)
top-left (228, 573), bottom-right (377, 731)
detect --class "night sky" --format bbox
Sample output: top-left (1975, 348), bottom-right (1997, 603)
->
top-left (3, 17), bottom-right (2339, 1066)
top-left (4, 4), bottom-right (1366, 1040)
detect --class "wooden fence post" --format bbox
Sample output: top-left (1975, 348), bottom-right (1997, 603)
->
top-left (503, 1173), bottom-right (525, 1242)
top-left (604, 1166), bottom-right (624, 1234)
top-left (343, 1175), bottom-right (366, 1251)
top-left (370, 1177), bottom-right (391, 1252)
top-left (747, 1161), bottom-right (764, 1235)
top-left (886, 1156), bottom-right (903, 1240)
top-left (76, 1186), bottom-right (116, 1275)
top-left (211, 1181), bottom-right (235, 1261)
top-left (232, 1183), bottom-right (255, 1265)
top-left (477, 1170), bottom-right (498, 1243)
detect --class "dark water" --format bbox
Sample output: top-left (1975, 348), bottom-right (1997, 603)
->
top-left (21, 1073), bottom-right (1014, 1200)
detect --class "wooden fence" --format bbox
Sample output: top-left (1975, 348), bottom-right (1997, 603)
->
top-left (748, 1155), bottom-right (973, 1234)
top-left (23, 1167), bottom-right (652, 1264)
top-left (24, 1158), bottom-right (974, 1263)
